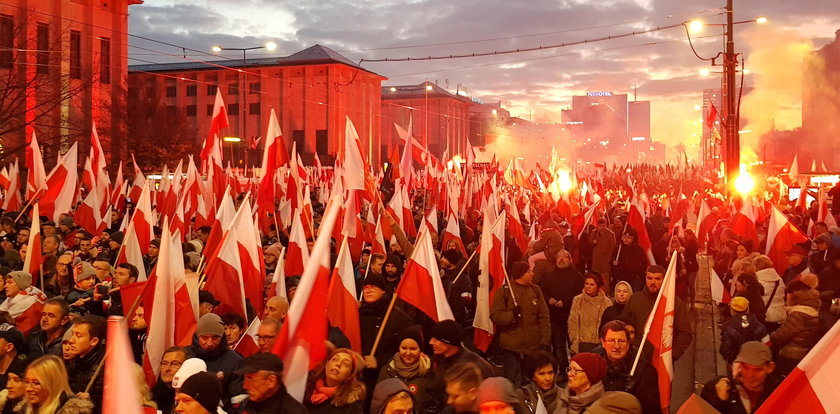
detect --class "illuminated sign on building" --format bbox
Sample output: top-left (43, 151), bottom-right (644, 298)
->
top-left (631, 136), bottom-right (647, 141)
top-left (587, 91), bottom-right (613, 97)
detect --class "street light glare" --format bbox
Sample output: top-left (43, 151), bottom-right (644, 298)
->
top-left (756, 16), bottom-right (768, 24)
top-left (689, 20), bottom-right (704, 33)
top-left (699, 68), bottom-right (710, 77)
top-left (426, 85), bottom-right (433, 91)
top-left (265, 41), bottom-right (277, 51)
top-left (211, 45), bottom-right (222, 53)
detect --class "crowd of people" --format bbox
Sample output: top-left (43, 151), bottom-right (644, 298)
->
top-left (0, 167), bottom-right (836, 414)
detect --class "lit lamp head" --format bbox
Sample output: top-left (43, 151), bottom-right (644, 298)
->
top-left (211, 45), bottom-right (223, 53)
top-left (689, 19), bottom-right (704, 33)
top-left (734, 164), bottom-right (755, 195)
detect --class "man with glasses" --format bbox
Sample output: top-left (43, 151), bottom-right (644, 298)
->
top-left (595, 320), bottom-right (660, 413)
top-left (153, 346), bottom-right (187, 414)
top-left (255, 318), bottom-right (280, 354)
top-left (234, 352), bottom-right (306, 413)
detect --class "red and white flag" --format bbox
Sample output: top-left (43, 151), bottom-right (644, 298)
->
top-left (257, 109), bottom-right (288, 213)
top-left (396, 229), bottom-right (454, 322)
top-left (2, 160), bottom-right (21, 212)
top-left (273, 195), bottom-right (341, 402)
top-left (627, 202), bottom-right (656, 265)
top-left (326, 238), bottom-right (362, 352)
top-left (474, 210), bottom-right (506, 352)
top-left (22, 203), bottom-right (42, 280)
top-left (103, 317), bottom-right (144, 414)
top-left (632, 249), bottom-right (679, 414)
top-left (37, 143), bottom-right (78, 222)
top-left (234, 317), bottom-right (262, 358)
top-left (285, 208), bottom-right (310, 277)
top-left (203, 206), bottom-right (250, 319)
top-left (441, 212), bottom-right (467, 257)
top-left (765, 205), bottom-right (810, 275)
top-left (200, 89), bottom-right (229, 164)
top-left (25, 131), bottom-right (47, 200)
top-left (756, 315), bottom-right (840, 413)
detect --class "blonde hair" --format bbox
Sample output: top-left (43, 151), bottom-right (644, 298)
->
top-left (134, 364), bottom-right (157, 409)
top-left (23, 355), bottom-right (73, 414)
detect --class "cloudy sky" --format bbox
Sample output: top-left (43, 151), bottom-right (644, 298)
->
top-left (127, 0), bottom-right (840, 155)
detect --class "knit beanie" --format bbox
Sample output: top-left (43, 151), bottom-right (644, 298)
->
top-left (583, 391), bottom-right (642, 414)
top-left (172, 358), bottom-right (208, 388)
top-left (362, 273), bottom-right (388, 292)
top-left (430, 319), bottom-right (461, 346)
top-left (508, 261), bottom-right (530, 280)
top-left (178, 371), bottom-right (221, 413)
top-left (476, 377), bottom-right (524, 409)
top-left (399, 325), bottom-right (425, 347)
top-left (265, 243), bottom-right (282, 259)
top-left (74, 262), bottom-right (97, 283)
top-left (7, 271), bottom-right (32, 291)
top-left (195, 313), bottom-right (224, 337)
top-left (730, 296), bottom-right (749, 313)
top-left (571, 353), bottom-right (607, 385)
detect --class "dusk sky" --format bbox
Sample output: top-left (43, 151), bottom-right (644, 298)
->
top-left (128, 1), bottom-right (840, 157)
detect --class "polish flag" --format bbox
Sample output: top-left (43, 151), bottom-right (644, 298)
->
top-left (341, 117), bottom-right (370, 193)
top-left (234, 317), bottom-right (261, 358)
top-left (273, 196), bottom-right (341, 402)
top-left (441, 212), bottom-right (467, 257)
top-left (267, 246), bottom-right (287, 299)
top-left (75, 184), bottom-right (108, 236)
top-left (395, 119), bottom-right (414, 187)
top-left (632, 249), bottom-right (679, 414)
top-left (37, 143), bottom-right (78, 222)
top-left (203, 189), bottom-right (236, 262)
top-left (89, 122), bottom-right (111, 204)
top-left (627, 202), bottom-right (656, 265)
top-left (128, 154), bottom-right (145, 204)
top-left (103, 317), bottom-right (144, 414)
top-left (756, 316), bottom-right (840, 413)
top-left (22, 203), bottom-right (42, 281)
top-left (731, 196), bottom-right (760, 251)
top-left (25, 131), bottom-right (47, 200)
top-left (505, 200), bottom-right (528, 256)
top-left (181, 157), bottom-right (203, 223)
top-left (474, 211), bottom-right (506, 352)
top-left (2, 159), bottom-right (21, 212)
top-left (203, 208), bottom-right (249, 319)
top-left (571, 200), bottom-right (599, 240)
top-left (370, 217), bottom-right (387, 257)
top-left (236, 201), bottom-right (266, 316)
top-left (257, 109), bottom-right (288, 213)
top-left (396, 229), bottom-right (454, 322)
top-left (117, 182), bottom-right (155, 281)
top-left (285, 208), bottom-right (310, 277)
top-left (709, 267), bottom-right (731, 304)
top-left (110, 162), bottom-right (127, 214)
top-left (200, 89), bottom-right (229, 163)
top-left (765, 205), bottom-right (810, 275)
top-left (327, 238), bottom-right (362, 352)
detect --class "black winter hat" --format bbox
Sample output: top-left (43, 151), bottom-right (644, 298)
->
top-left (362, 273), bottom-right (388, 292)
top-left (442, 249), bottom-right (462, 265)
top-left (431, 319), bottom-right (462, 346)
top-left (508, 261), bottom-right (530, 280)
top-left (399, 325), bottom-right (425, 347)
top-left (178, 372), bottom-right (222, 413)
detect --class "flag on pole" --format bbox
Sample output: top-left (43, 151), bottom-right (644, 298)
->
top-left (765, 206), bottom-right (810, 275)
top-left (103, 317), bottom-right (144, 414)
top-left (395, 229), bottom-right (455, 322)
top-left (326, 238), bottom-right (362, 352)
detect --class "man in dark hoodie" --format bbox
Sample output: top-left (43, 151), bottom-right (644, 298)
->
top-left (383, 254), bottom-right (404, 295)
top-left (234, 353), bottom-right (306, 413)
top-left (185, 313), bottom-right (245, 407)
top-left (440, 249), bottom-right (473, 326)
top-left (371, 378), bottom-right (416, 414)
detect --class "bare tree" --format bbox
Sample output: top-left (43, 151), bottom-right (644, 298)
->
top-left (126, 90), bottom-right (198, 171)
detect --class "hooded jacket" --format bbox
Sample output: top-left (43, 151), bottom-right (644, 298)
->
top-left (370, 378), bottom-right (416, 414)
top-left (755, 268), bottom-right (787, 324)
top-left (476, 377), bottom-right (528, 414)
top-left (67, 344), bottom-right (105, 414)
top-left (185, 333), bottom-right (244, 404)
top-left (769, 289), bottom-right (821, 360)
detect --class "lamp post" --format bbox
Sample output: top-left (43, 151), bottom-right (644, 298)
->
top-left (211, 41), bottom-right (277, 168)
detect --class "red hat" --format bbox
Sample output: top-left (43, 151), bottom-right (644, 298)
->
top-left (571, 353), bottom-right (607, 384)
top-left (786, 245), bottom-right (809, 257)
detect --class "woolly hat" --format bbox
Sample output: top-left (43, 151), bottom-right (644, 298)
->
top-left (178, 371), bottom-right (221, 413)
top-left (109, 231), bottom-right (124, 245)
top-left (149, 238), bottom-right (161, 248)
top-left (571, 353), bottom-right (607, 385)
top-left (476, 377), bottom-right (524, 409)
top-left (265, 243), bottom-right (282, 259)
top-left (73, 262), bottom-right (97, 283)
top-left (362, 273), bottom-right (388, 292)
top-left (195, 313), bottom-right (224, 338)
top-left (172, 358), bottom-right (208, 388)
top-left (398, 325), bottom-right (425, 347)
top-left (583, 391), bottom-right (642, 414)
top-left (730, 296), bottom-right (749, 313)
top-left (442, 248), bottom-right (462, 265)
top-left (430, 319), bottom-right (461, 346)
top-left (508, 261), bottom-right (530, 280)
top-left (6, 271), bottom-right (31, 291)
top-left (60, 217), bottom-right (75, 227)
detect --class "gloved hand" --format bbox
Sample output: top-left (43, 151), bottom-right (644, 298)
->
top-left (513, 305), bottom-right (522, 320)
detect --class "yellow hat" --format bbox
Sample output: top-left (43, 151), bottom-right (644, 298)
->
top-left (730, 296), bottom-right (749, 313)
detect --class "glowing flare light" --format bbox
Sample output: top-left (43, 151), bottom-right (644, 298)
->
top-left (734, 164), bottom-right (755, 195)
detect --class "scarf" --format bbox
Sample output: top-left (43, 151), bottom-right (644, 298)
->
top-left (310, 378), bottom-right (337, 405)
top-left (390, 353), bottom-right (430, 380)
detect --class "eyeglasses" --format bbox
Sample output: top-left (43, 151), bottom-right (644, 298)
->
top-left (256, 334), bottom-right (277, 342)
top-left (567, 367), bottom-right (584, 376)
top-left (160, 361), bottom-right (183, 369)
top-left (604, 339), bottom-right (628, 346)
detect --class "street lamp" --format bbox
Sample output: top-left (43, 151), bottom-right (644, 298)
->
top-left (211, 41), bottom-right (278, 168)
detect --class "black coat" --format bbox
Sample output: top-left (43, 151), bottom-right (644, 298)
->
top-left (612, 243), bottom-right (647, 284)
top-left (540, 266), bottom-right (584, 325)
top-left (700, 375), bottom-right (782, 414)
top-left (359, 295), bottom-right (412, 368)
top-left (67, 344), bottom-right (105, 414)
top-left (594, 346), bottom-right (660, 414)
top-left (185, 335), bottom-right (245, 406)
top-left (234, 384), bottom-right (306, 414)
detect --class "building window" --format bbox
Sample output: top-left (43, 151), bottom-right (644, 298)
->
top-left (0, 15), bottom-right (12, 69)
top-left (186, 105), bottom-right (197, 117)
top-left (248, 103), bottom-right (260, 115)
top-left (293, 130), bottom-right (305, 154)
top-left (99, 37), bottom-right (110, 84)
top-left (186, 85), bottom-right (197, 96)
top-left (228, 83), bottom-right (239, 95)
top-left (316, 130), bottom-right (328, 156)
top-left (165, 85), bottom-right (177, 97)
top-left (36, 23), bottom-right (49, 74)
top-left (206, 104), bottom-right (214, 116)
top-left (248, 82), bottom-right (261, 94)
top-left (228, 103), bottom-right (239, 115)
top-left (70, 30), bottom-right (81, 79)
top-left (207, 84), bottom-right (217, 95)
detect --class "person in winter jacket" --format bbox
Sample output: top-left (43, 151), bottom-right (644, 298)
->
top-left (590, 219), bottom-right (616, 288)
top-left (701, 341), bottom-right (781, 414)
top-left (594, 320), bottom-right (659, 414)
top-left (490, 262), bottom-right (551, 386)
top-left (517, 351), bottom-right (562, 414)
top-left (359, 273), bottom-right (412, 391)
top-left (21, 355), bottom-right (94, 414)
top-left (370, 378), bottom-right (416, 414)
top-left (557, 353), bottom-right (607, 414)
top-left (377, 327), bottom-right (434, 413)
top-left (541, 249), bottom-right (584, 372)
top-left (780, 245), bottom-right (810, 284)
top-left (809, 234), bottom-right (834, 274)
top-left (0, 357), bottom-right (30, 414)
top-left (304, 348), bottom-right (366, 414)
top-left (817, 249), bottom-right (840, 299)
top-left (769, 285), bottom-right (822, 376)
top-left (733, 273), bottom-right (766, 323)
top-left (185, 313), bottom-right (245, 407)
top-left (599, 281), bottom-right (632, 332)
top-left (611, 230), bottom-right (647, 291)
top-left (65, 315), bottom-right (106, 414)
top-left (730, 242), bottom-right (760, 281)
top-left (428, 321), bottom-right (494, 413)
top-left (719, 297), bottom-right (769, 365)
top-left (234, 353), bottom-right (307, 414)
top-left (568, 273), bottom-right (613, 354)
top-left (753, 255), bottom-right (787, 332)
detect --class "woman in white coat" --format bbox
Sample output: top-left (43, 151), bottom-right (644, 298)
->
top-left (753, 255), bottom-right (787, 332)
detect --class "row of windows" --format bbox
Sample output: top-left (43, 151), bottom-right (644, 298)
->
top-left (165, 82), bottom-right (261, 97)
top-left (0, 15), bottom-right (111, 83)
top-left (181, 103), bottom-right (263, 117)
